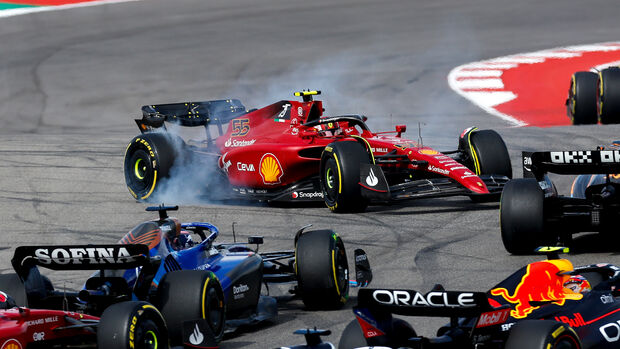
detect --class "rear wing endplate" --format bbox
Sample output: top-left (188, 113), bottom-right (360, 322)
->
top-left (357, 288), bottom-right (492, 318)
top-left (135, 99), bottom-right (246, 131)
top-left (523, 150), bottom-right (620, 179)
top-left (12, 244), bottom-right (151, 276)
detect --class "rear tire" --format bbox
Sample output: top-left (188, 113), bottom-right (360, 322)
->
top-left (598, 67), bottom-right (620, 124)
top-left (500, 179), bottom-right (547, 254)
top-left (98, 301), bottom-right (168, 349)
top-left (0, 274), bottom-right (27, 307)
top-left (506, 320), bottom-right (581, 349)
top-left (124, 133), bottom-right (182, 201)
top-left (320, 141), bottom-right (370, 213)
top-left (296, 230), bottom-right (349, 310)
top-left (155, 270), bottom-right (225, 345)
top-left (567, 71), bottom-right (598, 125)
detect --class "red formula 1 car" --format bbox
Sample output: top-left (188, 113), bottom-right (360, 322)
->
top-left (124, 91), bottom-right (512, 212)
top-left (0, 289), bottom-right (167, 349)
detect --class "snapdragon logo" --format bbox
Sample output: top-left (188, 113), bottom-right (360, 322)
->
top-left (292, 191), bottom-right (323, 199)
top-left (224, 138), bottom-right (256, 147)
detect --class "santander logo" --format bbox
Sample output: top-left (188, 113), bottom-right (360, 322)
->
top-left (449, 42), bottom-right (620, 127)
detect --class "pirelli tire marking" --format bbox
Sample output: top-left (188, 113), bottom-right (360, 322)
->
top-left (448, 41), bottom-right (620, 127)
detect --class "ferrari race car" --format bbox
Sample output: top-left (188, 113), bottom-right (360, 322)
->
top-left (0, 290), bottom-right (164, 349)
top-left (337, 248), bottom-right (620, 349)
top-left (0, 205), bottom-right (371, 348)
top-left (566, 66), bottom-right (620, 124)
top-left (123, 91), bottom-right (512, 212)
top-left (500, 146), bottom-right (620, 254)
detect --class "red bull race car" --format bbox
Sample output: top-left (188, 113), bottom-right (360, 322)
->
top-left (566, 66), bottom-right (620, 124)
top-left (337, 248), bottom-right (620, 349)
top-left (123, 91), bottom-right (512, 212)
top-left (500, 144), bottom-right (620, 254)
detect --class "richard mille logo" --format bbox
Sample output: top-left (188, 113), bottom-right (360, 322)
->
top-left (366, 168), bottom-right (378, 187)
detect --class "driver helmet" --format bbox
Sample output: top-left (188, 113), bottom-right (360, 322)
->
top-left (0, 291), bottom-right (17, 310)
top-left (563, 275), bottom-right (592, 294)
top-left (171, 231), bottom-right (194, 250)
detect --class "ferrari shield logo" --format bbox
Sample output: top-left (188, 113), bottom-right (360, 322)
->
top-left (260, 153), bottom-right (283, 185)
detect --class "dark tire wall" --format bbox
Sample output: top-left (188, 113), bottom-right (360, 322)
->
top-left (296, 229), bottom-right (349, 309)
top-left (567, 71), bottom-right (598, 125)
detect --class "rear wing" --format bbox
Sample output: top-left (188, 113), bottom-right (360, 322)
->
top-left (11, 244), bottom-right (151, 277)
top-left (357, 288), bottom-right (492, 318)
top-left (523, 150), bottom-right (620, 180)
top-left (135, 99), bottom-right (247, 132)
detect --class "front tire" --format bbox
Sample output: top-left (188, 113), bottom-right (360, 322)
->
top-left (500, 178), bottom-right (547, 254)
top-left (155, 270), bottom-right (225, 345)
top-left (567, 71), bottom-right (598, 125)
top-left (98, 301), bottom-right (168, 349)
top-left (124, 133), bottom-right (182, 201)
top-left (296, 230), bottom-right (349, 310)
top-left (320, 141), bottom-right (371, 213)
top-left (506, 320), bottom-right (581, 349)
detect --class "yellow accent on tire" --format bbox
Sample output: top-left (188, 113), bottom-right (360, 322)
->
top-left (331, 250), bottom-right (340, 297)
top-left (350, 135), bottom-right (375, 164)
top-left (201, 276), bottom-right (210, 319)
top-left (333, 154), bottom-right (342, 194)
top-left (467, 128), bottom-right (481, 175)
top-left (140, 170), bottom-right (158, 200)
top-left (552, 326), bottom-right (565, 338)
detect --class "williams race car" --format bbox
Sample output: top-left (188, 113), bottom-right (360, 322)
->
top-left (124, 91), bottom-right (512, 212)
top-left (338, 248), bottom-right (620, 349)
top-left (500, 146), bottom-right (620, 254)
top-left (0, 290), bottom-right (165, 349)
top-left (0, 205), bottom-right (371, 347)
top-left (566, 66), bottom-right (620, 124)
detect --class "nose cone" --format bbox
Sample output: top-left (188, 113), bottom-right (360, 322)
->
top-left (460, 175), bottom-right (489, 194)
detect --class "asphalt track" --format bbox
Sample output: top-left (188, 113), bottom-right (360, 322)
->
top-left (2, 0), bottom-right (620, 347)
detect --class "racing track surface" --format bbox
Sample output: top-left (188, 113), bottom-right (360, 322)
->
top-left (2, 0), bottom-right (620, 347)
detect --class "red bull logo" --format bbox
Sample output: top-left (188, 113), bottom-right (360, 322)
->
top-left (490, 259), bottom-right (582, 319)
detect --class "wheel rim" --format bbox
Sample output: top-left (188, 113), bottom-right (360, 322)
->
top-left (322, 158), bottom-right (339, 202)
top-left (205, 286), bottom-right (224, 337)
top-left (135, 321), bottom-right (160, 349)
top-left (134, 158), bottom-right (146, 180)
top-left (127, 150), bottom-right (154, 194)
top-left (334, 239), bottom-right (349, 299)
top-left (554, 334), bottom-right (580, 349)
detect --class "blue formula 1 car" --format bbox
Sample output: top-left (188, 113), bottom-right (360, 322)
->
top-left (4, 206), bottom-right (372, 348)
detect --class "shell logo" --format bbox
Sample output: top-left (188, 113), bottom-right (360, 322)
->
top-left (419, 149), bottom-right (439, 155)
top-left (259, 153), bottom-right (283, 185)
top-left (1, 339), bottom-right (22, 349)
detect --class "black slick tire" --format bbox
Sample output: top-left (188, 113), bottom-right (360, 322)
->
top-left (462, 129), bottom-right (512, 202)
top-left (467, 129), bottom-right (512, 178)
top-left (155, 270), bottom-right (225, 345)
top-left (0, 274), bottom-right (27, 307)
top-left (98, 301), bottom-right (169, 349)
top-left (296, 230), bottom-right (349, 310)
top-left (320, 141), bottom-right (371, 213)
top-left (124, 133), bottom-right (181, 201)
top-left (505, 320), bottom-right (581, 349)
top-left (567, 71), bottom-right (598, 125)
top-left (500, 178), bottom-right (546, 254)
top-left (598, 67), bottom-right (620, 124)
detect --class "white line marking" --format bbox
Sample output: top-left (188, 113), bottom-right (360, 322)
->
top-left (453, 70), bottom-right (503, 78)
top-left (0, 0), bottom-right (140, 18)
top-left (453, 78), bottom-right (504, 89)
